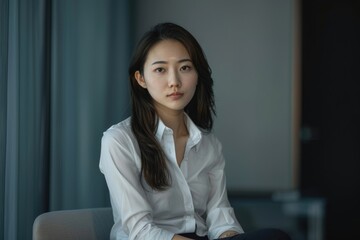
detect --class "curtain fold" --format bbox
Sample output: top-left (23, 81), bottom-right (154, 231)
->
top-left (0, 0), bottom-right (9, 238)
top-left (49, 0), bottom-right (131, 210)
top-left (1, 1), bottom-right (50, 239)
top-left (1, 0), bottom-right (131, 239)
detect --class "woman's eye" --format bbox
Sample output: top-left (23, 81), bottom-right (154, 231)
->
top-left (180, 65), bottom-right (191, 71)
top-left (155, 68), bottom-right (165, 73)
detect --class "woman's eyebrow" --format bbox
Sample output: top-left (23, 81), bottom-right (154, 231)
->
top-left (151, 58), bottom-right (192, 65)
top-left (178, 58), bottom-right (192, 63)
top-left (151, 61), bottom-right (167, 65)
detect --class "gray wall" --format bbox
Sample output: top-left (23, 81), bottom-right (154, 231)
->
top-left (134, 0), bottom-right (299, 192)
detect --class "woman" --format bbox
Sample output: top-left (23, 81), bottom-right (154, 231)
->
top-left (100, 23), bottom-right (290, 240)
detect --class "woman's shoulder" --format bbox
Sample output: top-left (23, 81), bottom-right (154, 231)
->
top-left (102, 117), bottom-right (134, 143)
top-left (200, 129), bottom-right (219, 141)
top-left (199, 130), bottom-right (222, 149)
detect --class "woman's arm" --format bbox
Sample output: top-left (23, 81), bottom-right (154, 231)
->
top-left (99, 130), bottom-right (175, 239)
top-left (205, 137), bottom-right (244, 239)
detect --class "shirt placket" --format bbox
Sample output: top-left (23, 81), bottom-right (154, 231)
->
top-left (180, 141), bottom-right (197, 233)
top-left (163, 129), bottom-right (196, 233)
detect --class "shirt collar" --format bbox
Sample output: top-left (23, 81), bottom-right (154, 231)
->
top-left (155, 113), bottom-right (202, 151)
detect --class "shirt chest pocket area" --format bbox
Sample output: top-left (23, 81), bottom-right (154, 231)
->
top-left (187, 171), bottom-right (211, 210)
top-left (145, 185), bottom-right (184, 217)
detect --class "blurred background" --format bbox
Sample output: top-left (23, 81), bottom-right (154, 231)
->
top-left (1, 0), bottom-right (359, 239)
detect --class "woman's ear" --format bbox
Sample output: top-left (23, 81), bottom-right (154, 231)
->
top-left (134, 71), bottom-right (147, 89)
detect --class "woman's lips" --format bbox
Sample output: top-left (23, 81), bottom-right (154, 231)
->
top-left (167, 92), bottom-right (184, 99)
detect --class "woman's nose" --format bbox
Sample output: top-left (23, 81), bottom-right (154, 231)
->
top-left (168, 71), bottom-right (181, 88)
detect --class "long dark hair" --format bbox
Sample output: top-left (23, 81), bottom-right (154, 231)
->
top-left (129, 22), bottom-right (215, 190)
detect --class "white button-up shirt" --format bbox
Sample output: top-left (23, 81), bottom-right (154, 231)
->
top-left (99, 115), bottom-right (243, 240)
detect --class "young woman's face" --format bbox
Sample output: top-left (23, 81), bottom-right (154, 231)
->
top-left (135, 39), bottom-right (198, 114)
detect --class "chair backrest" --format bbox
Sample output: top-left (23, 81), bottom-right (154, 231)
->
top-left (33, 207), bottom-right (113, 240)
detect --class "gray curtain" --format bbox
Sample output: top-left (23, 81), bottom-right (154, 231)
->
top-left (0, 0), bottom-right (131, 239)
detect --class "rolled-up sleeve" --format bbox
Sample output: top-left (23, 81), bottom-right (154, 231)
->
top-left (205, 140), bottom-right (244, 240)
top-left (99, 130), bottom-right (174, 240)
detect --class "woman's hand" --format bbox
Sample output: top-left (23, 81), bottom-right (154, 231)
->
top-left (172, 234), bottom-right (194, 240)
top-left (219, 230), bottom-right (239, 238)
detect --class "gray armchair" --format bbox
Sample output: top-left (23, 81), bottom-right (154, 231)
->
top-left (33, 207), bottom-right (113, 240)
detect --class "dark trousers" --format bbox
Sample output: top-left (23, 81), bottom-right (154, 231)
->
top-left (180, 228), bottom-right (291, 240)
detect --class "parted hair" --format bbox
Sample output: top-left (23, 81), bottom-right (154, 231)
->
top-left (128, 22), bottom-right (215, 190)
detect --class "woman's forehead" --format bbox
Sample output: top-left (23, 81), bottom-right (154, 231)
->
top-left (145, 39), bottom-right (191, 64)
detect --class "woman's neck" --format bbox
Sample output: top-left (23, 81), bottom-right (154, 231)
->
top-left (156, 108), bottom-right (188, 138)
